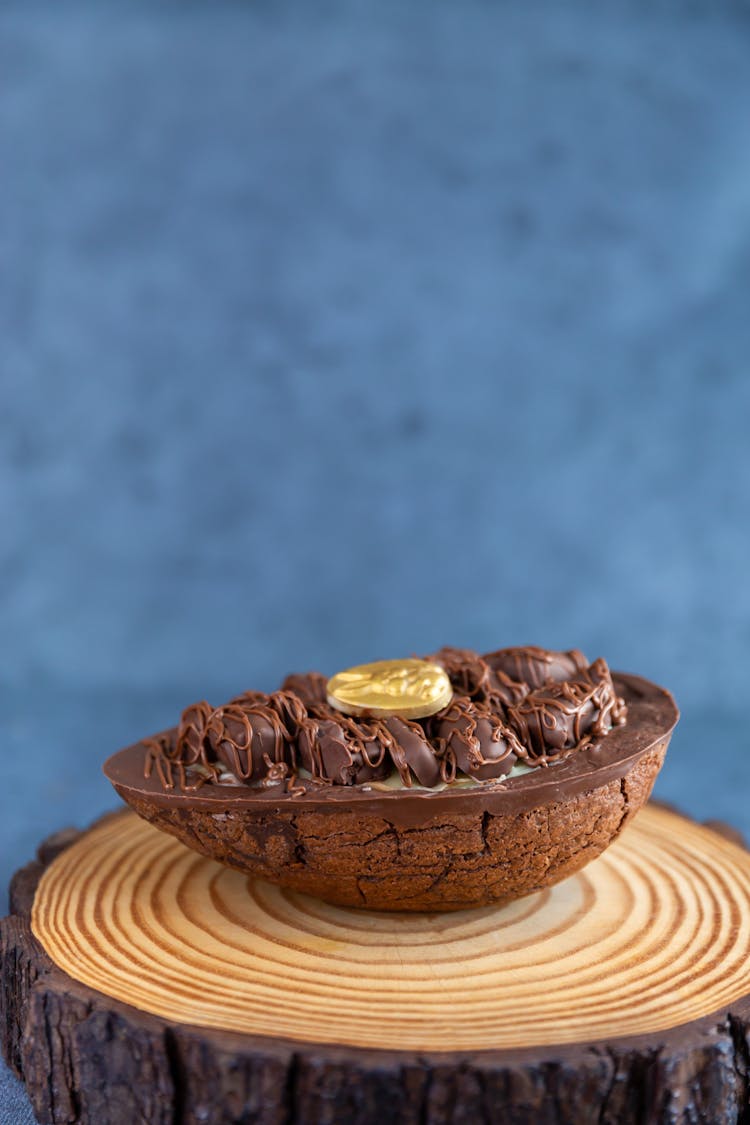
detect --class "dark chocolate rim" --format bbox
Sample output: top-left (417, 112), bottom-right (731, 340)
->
top-left (103, 673), bottom-right (679, 825)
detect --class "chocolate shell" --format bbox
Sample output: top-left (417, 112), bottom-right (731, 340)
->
top-left (105, 673), bottom-right (678, 912)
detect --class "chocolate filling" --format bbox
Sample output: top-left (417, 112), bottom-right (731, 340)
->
top-left (133, 646), bottom-right (633, 795)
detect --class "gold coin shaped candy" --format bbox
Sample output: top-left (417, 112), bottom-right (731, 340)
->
top-left (326, 658), bottom-right (453, 720)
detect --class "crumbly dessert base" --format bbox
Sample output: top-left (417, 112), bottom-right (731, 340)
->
top-left (123, 743), bottom-right (667, 912)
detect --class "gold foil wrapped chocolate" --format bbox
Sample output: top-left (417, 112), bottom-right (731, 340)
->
top-left (326, 658), bottom-right (453, 720)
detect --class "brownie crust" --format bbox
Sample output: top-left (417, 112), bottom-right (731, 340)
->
top-left (122, 741), bottom-right (667, 910)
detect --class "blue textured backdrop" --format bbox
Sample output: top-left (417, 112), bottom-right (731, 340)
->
top-left (3, 1), bottom-right (750, 1119)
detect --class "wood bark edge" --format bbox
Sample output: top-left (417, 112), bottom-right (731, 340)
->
top-left (2, 807), bottom-right (750, 1125)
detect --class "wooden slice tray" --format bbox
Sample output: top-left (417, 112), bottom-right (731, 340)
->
top-left (3, 803), bottom-right (750, 1124)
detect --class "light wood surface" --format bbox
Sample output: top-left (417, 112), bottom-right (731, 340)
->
top-left (30, 803), bottom-right (750, 1052)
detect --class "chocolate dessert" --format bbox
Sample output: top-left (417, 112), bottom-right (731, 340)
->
top-left (104, 645), bottom-right (678, 911)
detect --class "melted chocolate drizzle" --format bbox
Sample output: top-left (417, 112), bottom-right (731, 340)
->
top-left (280, 672), bottom-right (328, 707)
top-left (484, 646), bottom-right (588, 691)
top-left (143, 647), bottom-right (627, 792)
top-left (428, 646), bottom-right (528, 713)
top-left (429, 696), bottom-right (525, 781)
top-left (507, 658), bottom-right (626, 765)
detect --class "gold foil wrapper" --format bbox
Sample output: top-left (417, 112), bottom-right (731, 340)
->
top-left (326, 659), bottom-right (453, 719)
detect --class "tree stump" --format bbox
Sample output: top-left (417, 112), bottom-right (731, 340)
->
top-left (3, 804), bottom-right (750, 1124)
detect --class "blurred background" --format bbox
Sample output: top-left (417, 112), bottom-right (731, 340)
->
top-left (2, 1), bottom-right (750, 1117)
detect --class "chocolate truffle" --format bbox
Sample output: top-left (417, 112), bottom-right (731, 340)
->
top-left (508, 658), bottom-right (626, 763)
top-left (432, 696), bottom-right (524, 781)
top-left (280, 672), bottom-right (328, 708)
top-left (429, 646), bottom-right (527, 710)
top-left (484, 645), bottom-right (588, 691)
top-left (297, 711), bottom-right (391, 786)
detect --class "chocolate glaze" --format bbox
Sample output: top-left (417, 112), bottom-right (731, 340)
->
top-left (104, 673), bottom-right (678, 830)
